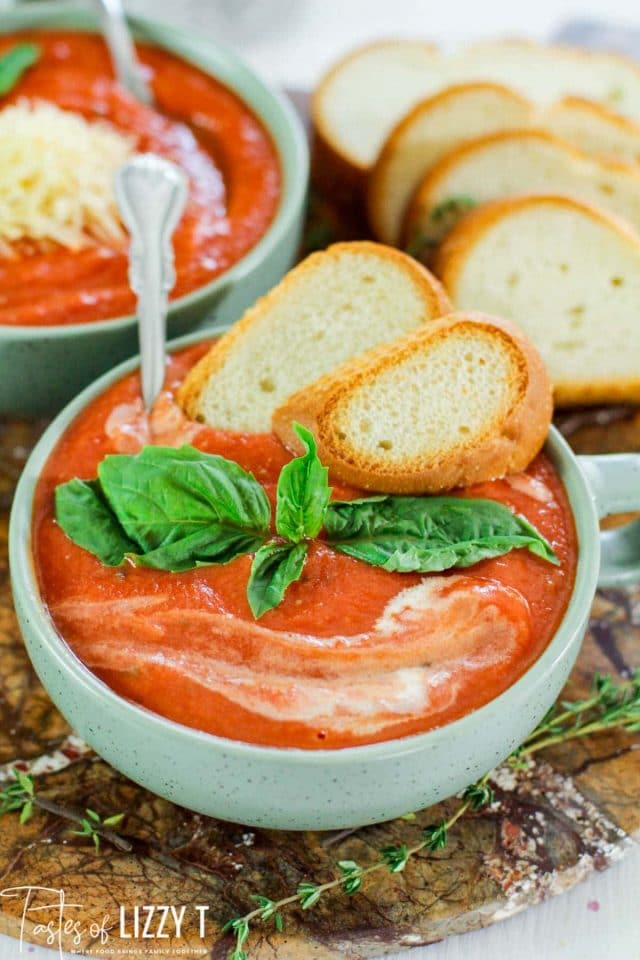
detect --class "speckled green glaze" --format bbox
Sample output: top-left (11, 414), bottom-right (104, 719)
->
top-left (10, 330), bottom-right (640, 830)
top-left (0, 1), bottom-right (308, 417)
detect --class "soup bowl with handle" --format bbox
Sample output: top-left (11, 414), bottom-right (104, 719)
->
top-left (0, 1), bottom-right (308, 417)
top-left (9, 330), bottom-right (640, 830)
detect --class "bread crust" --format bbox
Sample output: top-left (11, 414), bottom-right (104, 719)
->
top-left (549, 95), bottom-right (640, 138)
top-left (177, 241), bottom-right (451, 420)
top-left (432, 194), bottom-right (640, 407)
top-left (273, 311), bottom-right (552, 494)
top-left (367, 82), bottom-right (532, 243)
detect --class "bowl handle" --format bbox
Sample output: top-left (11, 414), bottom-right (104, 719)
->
top-left (578, 454), bottom-right (640, 588)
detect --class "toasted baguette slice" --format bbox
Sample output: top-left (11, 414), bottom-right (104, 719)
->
top-left (312, 40), bottom-right (442, 188)
top-left (433, 195), bottom-right (640, 406)
top-left (273, 313), bottom-right (551, 494)
top-left (403, 128), bottom-right (640, 249)
top-left (544, 96), bottom-right (640, 167)
top-left (368, 83), bottom-right (532, 244)
top-left (312, 37), bottom-right (640, 188)
top-left (178, 242), bottom-right (450, 433)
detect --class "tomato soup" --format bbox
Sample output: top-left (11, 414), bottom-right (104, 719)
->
top-left (0, 33), bottom-right (280, 326)
top-left (33, 346), bottom-right (578, 749)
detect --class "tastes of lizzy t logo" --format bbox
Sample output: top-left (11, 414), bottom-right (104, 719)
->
top-left (0, 886), bottom-right (212, 956)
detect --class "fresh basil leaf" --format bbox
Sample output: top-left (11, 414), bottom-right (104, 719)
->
top-left (325, 495), bottom-right (558, 572)
top-left (0, 44), bottom-right (40, 96)
top-left (97, 445), bottom-right (270, 552)
top-left (275, 423), bottom-right (331, 542)
top-left (133, 525), bottom-right (265, 572)
top-left (55, 478), bottom-right (137, 566)
top-left (247, 541), bottom-right (308, 618)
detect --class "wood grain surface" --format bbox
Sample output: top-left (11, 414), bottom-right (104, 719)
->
top-left (0, 201), bottom-right (639, 957)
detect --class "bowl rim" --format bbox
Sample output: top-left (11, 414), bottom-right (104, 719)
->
top-left (10, 329), bottom-right (601, 766)
top-left (0, 0), bottom-right (308, 339)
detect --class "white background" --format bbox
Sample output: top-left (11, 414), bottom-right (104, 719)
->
top-left (1, 1), bottom-right (639, 958)
top-left (126, 0), bottom-right (640, 88)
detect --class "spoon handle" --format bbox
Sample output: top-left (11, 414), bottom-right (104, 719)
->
top-left (114, 154), bottom-right (189, 411)
top-left (94, 0), bottom-right (153, 104)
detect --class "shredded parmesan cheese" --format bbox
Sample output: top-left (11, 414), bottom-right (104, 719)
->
top-left (0, 99), bottom-right (136, 254)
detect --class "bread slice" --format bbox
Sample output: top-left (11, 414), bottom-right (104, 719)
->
top-left (454, 39), bottom-right (640, 120)
top-left (273, 313), bottom-right (552, 494)
top-left (403, 128), bottom-right (640, 251)
top-left (544, 96), bottom-right (640, 167)
top-left (177, 241), bottom-right (451, 433)
top-left (433, 195), bottom-right (640, 406)
top-left (367, 83), bottom-right (532, 244)
top-left (311, 40), bottom-right (442, 194)
top-left (312, 37), bottom-right (640, 190)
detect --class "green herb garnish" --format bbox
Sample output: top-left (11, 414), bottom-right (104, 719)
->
top-left (247, 541), bottom-right (308, 619)
top-left (55, 422), bottom-right (557, 618)
top-left (406, 194), bottom-right (477, 260)
top-left (0, 769), bottom-right (131, 852)
top-left (324, 495), bottom-right (559, 571)
top-left (55, 477), bottom-right (138, 566)
top-left (55, 445), bottom-right (270, 572)
top-left (430, 194), bottom-right (477, 224)
top-left (275, 424), bottom-right (331, 542)
top-left (0, 43), bottom-right (40, 96)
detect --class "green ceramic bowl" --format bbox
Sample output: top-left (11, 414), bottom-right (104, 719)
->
top-left (0, 1), bottom-right (308, 417)
top-left (9, 330), bottom-right (640, 830)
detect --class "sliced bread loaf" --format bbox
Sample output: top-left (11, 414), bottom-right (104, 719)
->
top-left (312, 38), bottom-right (640, 188)
top-left (272, 313), bottom-right (552, 494)
top-left (177, 241), bottom-right (450, 433)
top-left (367, 83), bottom-right (531, 244)
top-left (403, 128), bottom-right (640, 250)
top-left (433, 195), bottom-right (640, 405)
top-left (368, 86), bottom-right (640, 246)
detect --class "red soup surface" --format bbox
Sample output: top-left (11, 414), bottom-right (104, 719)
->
top-left (33, 346), bottom-right (578, 749)
top-left (0, 33), bottom-right (280, 326)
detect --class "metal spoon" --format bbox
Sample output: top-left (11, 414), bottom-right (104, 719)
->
top-left (115, 154), bottom-right (188, 411)
top-left (94, 0), bottom-right (153, 104)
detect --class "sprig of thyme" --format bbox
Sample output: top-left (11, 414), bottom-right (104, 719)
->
top-left (224, 771), bottom-right (492, 960)
top-left (0, 769), bottom-right (130, 852)
top-left (223, 670), bottom-right (639, 960)
top-left (514, 669), bottom-right (640, 759)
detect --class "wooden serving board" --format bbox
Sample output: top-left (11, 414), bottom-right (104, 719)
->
top-left (1, 195), bottom-right (640, 958)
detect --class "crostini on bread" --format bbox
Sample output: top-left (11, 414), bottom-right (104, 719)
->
top-left (403, 128), bottom-right (640, 250)
top-left (433, 195), bottom-right (640, 405)
top-left (273, 313), bottom-right (552, 494)
top-left (313, 37), bottom-right (640, 191)
top-left (178, 241), bottom-right (450, 433)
